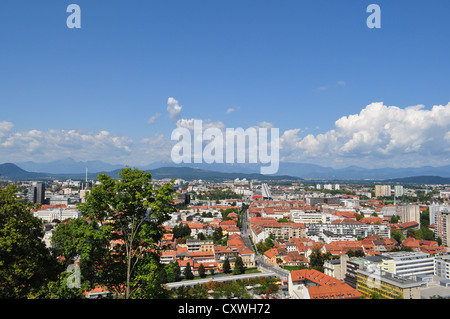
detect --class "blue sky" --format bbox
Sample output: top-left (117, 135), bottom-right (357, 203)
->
top-left (0, 0), bottom-right (449, 169)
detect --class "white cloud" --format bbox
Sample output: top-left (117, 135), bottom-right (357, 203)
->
top-left (226, 108), bottom-right (235, 114)
top-left (167, 97), bottom-right (182, 121)
top-left (280, 101), bottom-right (450, 167)
top-left (148, 113), bottom-right (161, 124)
top-left (0, 126), bottom-right (134, 163)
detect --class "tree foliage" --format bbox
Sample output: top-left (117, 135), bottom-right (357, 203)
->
top-left (233, 256), bottom-right (245, 275)
top-left (0, 186), bottom-right (59, 298)
top-left (73, 168), bottom-right (176, 299)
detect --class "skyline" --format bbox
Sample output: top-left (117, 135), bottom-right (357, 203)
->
top-left (1, 1), bottom-right (449, 170)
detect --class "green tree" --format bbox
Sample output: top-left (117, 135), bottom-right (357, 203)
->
top-left (165, 261), bottom-right (181, 283)
top-left (223, 258), bottom-right (231, 274)
top-left (0, 186), bottom-right (59, 298)
top-left (391, 229), bottom-right (404, 243)
top-left (197, 232), bottom-right (206, 240)
top-left (309, 248), bottom-right (325, 271)
top-left (370, 291), bottom-right (384, 299)
top-left (184, 262), bottom-right (194, 280)
top-left (191, 284), bottom-right (209, 298)
top-left (406, 229), bottom-right (416, 238)
top-left (212, 227), bottom-right (224, 244)
top-left (173, 223), bottom-right (191, 239)
top-left (233, 256), bottom-right (245, 275)
top-left (198, 263), bottom-right (206, 278)
top-left (174, 285), bottom-right (191, 299)
top-left (390, 215), bottom-right (400, 224)
top-left (51, 217), bottom-right (111, 295)
top-left (415, 226), bottom-right (435, 241)
top-left (77, 168), bottom-right (176, 299)
top-left (420, 209), bottom-right (430, 227)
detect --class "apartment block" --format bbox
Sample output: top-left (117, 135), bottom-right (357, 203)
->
top-left (380, 251), bottom-right (435, 279)
top-left (375, 185), bottom-right (391, 198)
top-left (434, 210), bottom-right (450, 247)
top-left (396, 205), bottom-right (420, 227)
top-left (435, 255), bottom-right (450, 279)
top-left (357, 267), bottom-right (422, 299)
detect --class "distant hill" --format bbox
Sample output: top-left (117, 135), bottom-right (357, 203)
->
top-left (16, 158), bottom-right (123, 174)
top-left (4, 160), bottom-right (450, 183)
top-left (103, 166), bottom-right (304, 182)
top-left (0, 163), bottom-right (302, 181)
top-left (10, 159), bottom-right (450, 180)
top-left (384, 175), bottom-right (450, 185)
top-left (0, 163), bottom-right (48, 179)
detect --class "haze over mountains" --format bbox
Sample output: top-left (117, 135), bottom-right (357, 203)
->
top-left (0, 158), bottom-right (449, 183)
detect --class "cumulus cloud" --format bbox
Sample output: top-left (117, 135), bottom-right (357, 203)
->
top-left (0, 126), bottom-right (134, 163)
top-left (280, 101), bottom-right (450, 167)
top-left (167, 97), bottom-right (182, 121)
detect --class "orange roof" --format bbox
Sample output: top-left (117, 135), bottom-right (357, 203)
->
top-left (220, 220), bottom-right (237, 226)
top-left (359, 217), bottom-right (384, 224)
top-left (290, 269), bottom-right (340, 285)
top-left (161, 250), bottom-right (176, 257)
top-left (308, 282), bottom-right (362, 299)
top-left (31, 204), bottom-right (67, 212)
top-left (402, 237), bottom-right (420, 248)
top-left (264, 248), bottom-right (279, 259)
top-left (290, 269), bottom-right (362, 299)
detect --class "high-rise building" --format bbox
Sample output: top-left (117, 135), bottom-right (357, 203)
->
top-left (434, 210), bottom-right (450, 247)
top-left (380, 251), bottom-right (435, 278)
top-left (396, 204), bottom-right (420, 227)
top-left (394, 185), bottom-right (404, 197)
top-left (429, 203), bottom-right (450, 226)
top-left (36, 182), bottom-right (45, 204)
top-left (27, 182), bottom-right (45, 204)
top-left (26, 185), bottom-right (37, 203)
top-left (375, 185), bottom-right (391, 197)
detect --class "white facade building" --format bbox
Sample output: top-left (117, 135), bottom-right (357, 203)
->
top-left (33, 208), bottom-right (80, 223)
top-left (380, 252), bottom-right (435, 279)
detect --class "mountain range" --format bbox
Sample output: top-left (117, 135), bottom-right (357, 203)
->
top-left (0, 162), bottom-right (302, 182)
top-left (1, 158), bottom-right (450, 183)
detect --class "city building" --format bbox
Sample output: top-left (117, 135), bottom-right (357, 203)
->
top-left (375, 185), bottom-right (391, 198)
top-left (27, 182), bottom-right (46, 204)
top-left (435, 255), bottom-right (450, 279)
top-left (429, 203), bottom-right (450, 226)
top-left (397, 205), bottom-right (420, 227)
top-left (394, 185), bottom-right (404, 197)
top-left (434, 210), bottom-right (450, 247)
top-left (305, 221), bottom-right (391, 240)
top-left (380, 251), bottom-right (435, 279)
top-left (288, 269), bottom-right (362, 299)
top-left (33, 207), bottom-right (80, 223)
top-left (357, 267), bottom-right (422, 299)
